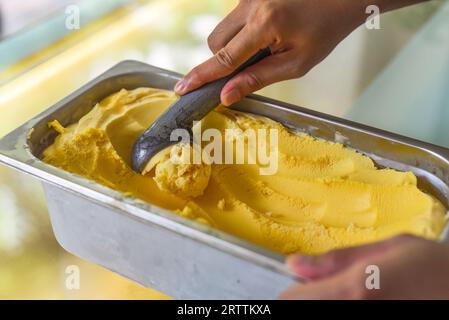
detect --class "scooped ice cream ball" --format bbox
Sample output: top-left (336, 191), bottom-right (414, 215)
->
top-left (153, 144), bottom-right (211, 198)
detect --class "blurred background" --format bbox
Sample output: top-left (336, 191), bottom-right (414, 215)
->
top-left (0, 0), bottom-right (448, 299)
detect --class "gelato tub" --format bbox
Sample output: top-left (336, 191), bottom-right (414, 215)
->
top-left (1, 61), bottom-right (449, 299)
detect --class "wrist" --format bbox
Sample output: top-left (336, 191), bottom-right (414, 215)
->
top-left (364, 0), bottom-right (429, 13)
top-left (340, 0), bottom-right (429, 29)
top-left (336, 0), bottom-right (373, 29)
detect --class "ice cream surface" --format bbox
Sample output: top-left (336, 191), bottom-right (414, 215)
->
top-left (152, 144), bottom-right (211, 198)
top-left (42, 87), bottom-right (447, 254)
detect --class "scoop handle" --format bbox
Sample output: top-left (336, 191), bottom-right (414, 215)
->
top-left (178, 48), bottom-right (272, 117)
top-left (223, 47), bottom-right (272, 82)
top-left (132, 48), bottom-right (271, 173)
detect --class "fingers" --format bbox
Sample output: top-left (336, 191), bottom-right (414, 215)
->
top-left (280, 274), bottom-right (350, 300)
top-left (286, 235), bottom-right (417, 280)
top-left (280, 263), bottom-right (367, 300)
top-left (174, 25), bottom-right (269, 95)
top-left (207, 4), bottom-right (246, 53)
top-left (220, 50), bottom-right (304, 106)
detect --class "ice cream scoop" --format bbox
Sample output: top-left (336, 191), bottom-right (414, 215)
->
top-left (131, 48), bottom-right (271, 173)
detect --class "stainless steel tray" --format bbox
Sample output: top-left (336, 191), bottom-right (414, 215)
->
top-left (1, 60), bottom-right (449, 299)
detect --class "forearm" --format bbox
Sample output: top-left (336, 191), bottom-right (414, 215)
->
top-left (341, 0), bottom-right (431, 29)
top-left (175, 0), bottom-right (434, 104)
top-left (366, 0), bottom-right (431, 13)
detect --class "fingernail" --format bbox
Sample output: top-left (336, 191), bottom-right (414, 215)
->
top-left (174, 79), bottom-right (187, 94)
top-left (222, 89), bottom-right (241, 106)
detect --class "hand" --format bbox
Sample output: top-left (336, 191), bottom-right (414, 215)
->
top-left (280, 235), bottom-right (449, 299)
top-left (175, 0), bottom-right (427, 106)
top-left (174, 0), bottom-right (368, 106)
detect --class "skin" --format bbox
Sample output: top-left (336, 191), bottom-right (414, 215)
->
top-left (175, 0), bottom-right (441, 299)
top-left (281, 235), bottom-right (449, 300)
top-left (174, 0), bottom-right (428, 106)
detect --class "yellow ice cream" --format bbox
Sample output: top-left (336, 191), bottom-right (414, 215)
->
top-left (42, 87), bottom-right (448, 254)
top-left (153, 144), bottom-right (211, 198)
